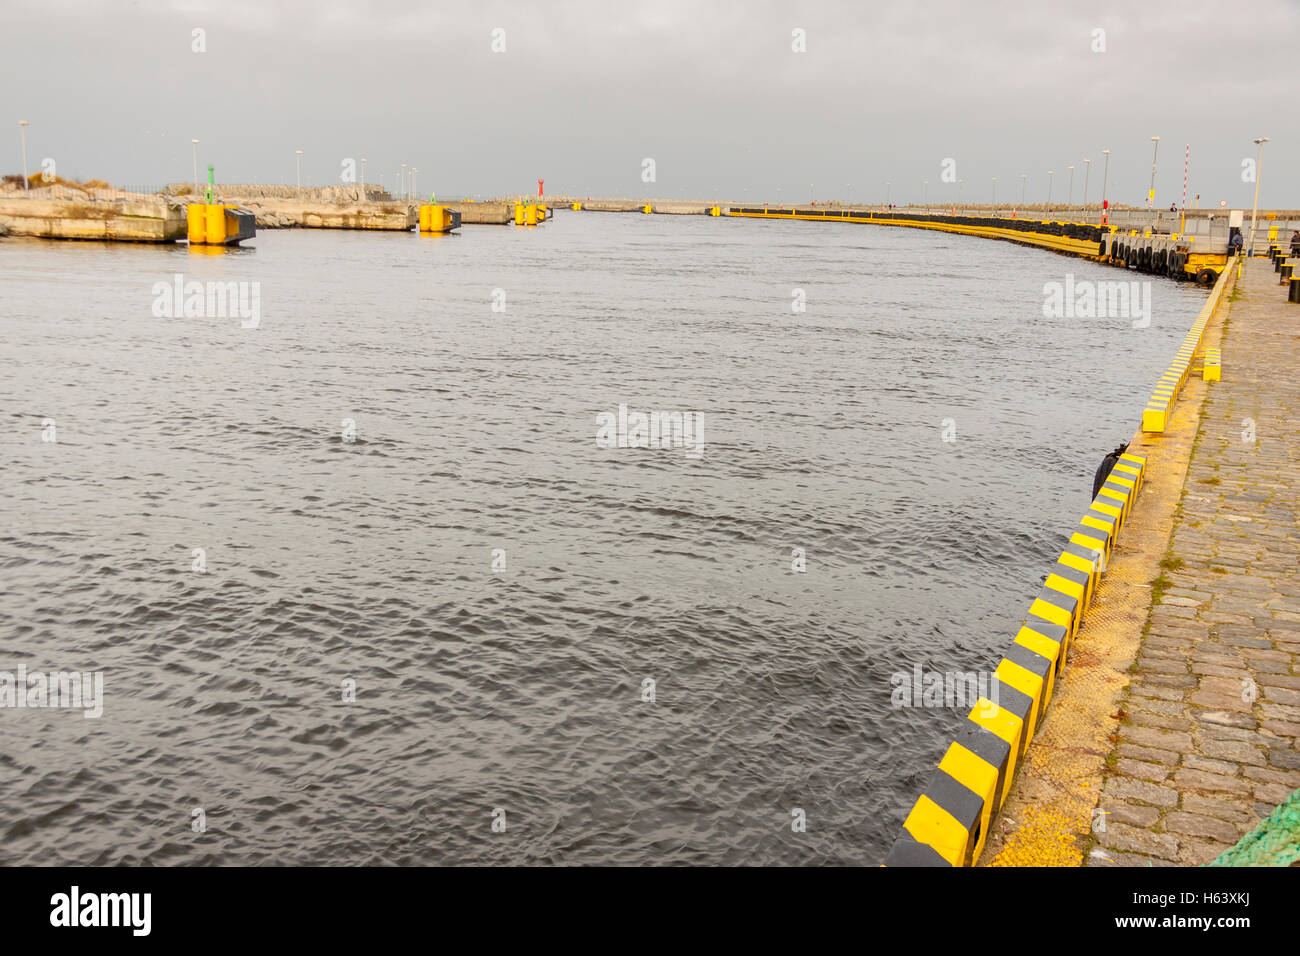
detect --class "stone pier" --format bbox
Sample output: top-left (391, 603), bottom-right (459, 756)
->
top-left (0, 198), bottom-right (187, 241)
top-left (1085, 258), bottom-right (1300, 866)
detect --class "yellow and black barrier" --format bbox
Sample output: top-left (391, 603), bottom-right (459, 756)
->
top-left (885, 452), bottom-right (1147, 866)
top-left (729, 207), bottom-right (1107, 260)
top-left (1141, 259), bottom-right (1233, 432)
top-left (187, 203), bottom-right (256, 245)
top-left (729, 207), bottom-right (1227, 283)
top-left (1203, 348), bottom-right (1221, 382)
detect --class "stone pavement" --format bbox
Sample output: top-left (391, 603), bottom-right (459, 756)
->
top-left (1091, 258), bottom-right (1300, 866)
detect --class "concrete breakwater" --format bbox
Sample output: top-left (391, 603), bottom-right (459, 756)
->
top-left (165, 183), bottom-right (393, 202)
top-left (442, 201), bottom-right (515, 225)
top-left (0, 197), bottom-right (186, 242)
top-left (165, 184), bottom-right (515, 228)
top-left (545, 196), bottom-right (721, 215)
top-left (230, 198), bottom-right (415, 230)
top-left (0, 194), bottom-right (412, 236)
top-left (0, 194), bottom-right (516, 236)
top-left (220, 196), bottom-right (513, 229)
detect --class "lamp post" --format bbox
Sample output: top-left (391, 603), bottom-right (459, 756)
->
top-left (191, 139), bottom-right (199, 198)
top-left (295, 149), bottom-right (303, 199)
top-left (957, 178), bottom-right (963, 207)
top-left (847, 183), bottom-right (851, 207)
top-left (1067, 164), bottom-right (1075, 206)
top-left (1082, 158), bottom-right (1091, 208)
top-left (1248, 136), bottom-right (1269, 256)
top-left (991, 176), bottom-right (997, 208)
top-left (411, 167), bottom-right (418, 201)
top-left (923, 180), bottom-right (928, 206)
top-left (885, 181), bottom-right (890, 208)
top-left (1148, 135), bottom-right (1159, 208)
top-left (1020, 173), bottom-right (1027, 206)
top-left (360, 157), bottom-right (366, 199)
top-left (400, 163), bottom-right (407, 201)
top-left (19, 120), bottom-right (29, 194)
top-left (1047, 169), bottom-right (1054, 207)
top-left (1100, 149), bottom-right (1111, 213)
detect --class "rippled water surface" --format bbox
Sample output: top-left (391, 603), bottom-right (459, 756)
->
top-left (0, 213), bottom-right (1205, 864)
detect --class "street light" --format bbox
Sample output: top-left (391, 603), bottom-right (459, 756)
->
top-left (957, 178), bottom-right (963, 207)
top-left (18, 120), bottom-right (29, 194)
top-left (191, 139), bottom-right (199, 198)
top-left (847, 183), bottom-right (851, 206)
top-left (296, 149), bottom-right (303, 199)
top-left (1067, 165), bottom-right (1075, 206)
top-left (1148, 135), bottom-right (1160, 208)
top-left (360, 157), bottom-right (366, 199)
top-left (885, 181), bottom-right (891, 207)
top-left (1020, 173), bottom-right (1027, 206)
top-left (1100, 149), bottom-right (1111, 215)
top-left (1047, 169), bottom-right (1054, 206)
top-left (1082, 158), bottom-right (1091, 208)
top-left (411, 167), bottom-right (418, 201)
top-left (1248, 137), bottom-right (1269, 256)
top-left (991, 176), bottom-right (997, 208)
top-left (923, 180), bottom-right (928, 206)
top-left (400, 163), bottom-right (407, 201)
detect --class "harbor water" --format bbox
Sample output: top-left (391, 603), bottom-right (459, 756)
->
top-left (0, 213), bottom-right (1206, 864)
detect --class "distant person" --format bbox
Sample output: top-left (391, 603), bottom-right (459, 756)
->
top-left (1290, 230), bottom-right (1300, 257)
top-left (1169, 203), bottom-right (1177, 212)
top-left (1228, 229), bottom-right (1244, 256)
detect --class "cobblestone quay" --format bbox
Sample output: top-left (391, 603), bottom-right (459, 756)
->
top-left (1091, 258), bottom-right (1300, 866)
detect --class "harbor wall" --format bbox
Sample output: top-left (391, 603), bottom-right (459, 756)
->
top-left (0, 197), bottom-right (187, 242)
top-left (884, 260), bottom-right (1237, 866)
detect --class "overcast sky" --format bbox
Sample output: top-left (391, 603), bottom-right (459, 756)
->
top-left (4, 0), bottom-right (1296, 206)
